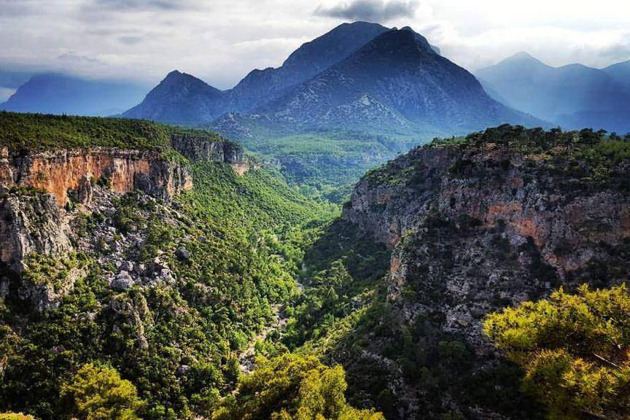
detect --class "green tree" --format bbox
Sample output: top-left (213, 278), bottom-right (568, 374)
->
top-left (484, 284), bottom-right (630, 419)
top-left (0, 414), bottom-right (36, 420)
top-left (211, 354), bottom-right (384, 420)
top-left (61, 363), bottom-right (145, 420)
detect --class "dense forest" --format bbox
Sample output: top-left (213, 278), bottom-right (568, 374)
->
top-left (1, 115), bottom-right (630, 419)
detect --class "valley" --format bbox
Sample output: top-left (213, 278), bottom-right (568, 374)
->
top-left (1, 114), bottom-right (629, 419)
top-left (1, 7), bottom-right (630, 420)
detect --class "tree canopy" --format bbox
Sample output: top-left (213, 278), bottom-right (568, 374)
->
top-left (61, 363), bottom-right (145, 420)
top-left (484, 284), bottom-right (630, 419)
top-left (211, 354), bottom-right (384, 420)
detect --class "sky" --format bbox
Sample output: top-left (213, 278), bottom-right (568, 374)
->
top-left (0, 0), bottom-right (629, 96)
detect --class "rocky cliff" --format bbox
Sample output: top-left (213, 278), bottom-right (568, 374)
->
top-left (0, 146), bottom-right (192, 207)
top-left (340, 129), bottom-right (630, 418)
top-left (171, 133), bottom-right (243, 164)
top-left (0, 133), bottom-right (246, 311)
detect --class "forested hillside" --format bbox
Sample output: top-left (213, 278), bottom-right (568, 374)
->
top-left (0, 114), bottom-right (371, 419)
top-left (2, 115), bottom-right (630, 420)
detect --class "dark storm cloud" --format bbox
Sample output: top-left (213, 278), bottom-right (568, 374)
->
top-left (315, 0), bottom-right (418, 22)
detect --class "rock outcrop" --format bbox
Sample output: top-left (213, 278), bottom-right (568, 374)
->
top-left (0, 193), bottom-right (72, 271)
top-left (170, 134), bottom-right (244, 164)
top-left (342, 140), bottom-right (630, 418)
top-left (0, 146), bottom-right (192, 207)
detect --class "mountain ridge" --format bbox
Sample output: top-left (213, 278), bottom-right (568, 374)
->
top-left (477, 53), bottom-right (630, 133)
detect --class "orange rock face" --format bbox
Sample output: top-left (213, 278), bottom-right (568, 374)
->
top-left (0, 148), bottom-right (192, 206)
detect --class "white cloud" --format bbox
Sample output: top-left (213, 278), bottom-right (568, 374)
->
top-left (0, 0), bottom-right (628, 90)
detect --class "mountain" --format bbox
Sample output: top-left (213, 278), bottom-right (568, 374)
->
top-left (122, 70), bottom-right (226, 124)
top-left (477, 52), bottom-right (630, 133)
top-left (0, 70), bottom-right (32, 101)
top-left (0, 73), bottom-right (148, 116)
top-left (124, 22), bottom-right (390, 121)
top-left (241, 27), bottom-right (539, 136)
top-left (604, 59), bottom-right (630, 89)
top-left (226, 21), bottom-right (390, 112)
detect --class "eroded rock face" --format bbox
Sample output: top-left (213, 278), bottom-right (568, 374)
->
top-left (0, 145), bottom-right (197, 312)
top-left (171, 134), bottom-right (244, 164)
top-left (0, 147), bottom-right (193, 207)
top-left (0, 194), bottom-right (72, 271)
top-left (342, 143), bottom-right (630, 418)
top-left (345, 144), bottom-right (630, 282)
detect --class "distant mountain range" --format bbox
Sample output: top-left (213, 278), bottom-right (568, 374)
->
top-left (123, 22), bottom-right (540, 138)
top-left (477, 52), bottom-right (630, 133)
top-left (4, 22), bottom-right (629, 135)
top-left (0, 73), bottom-right (148, 116)
top-left (603, 60), bottom-right (630, 90)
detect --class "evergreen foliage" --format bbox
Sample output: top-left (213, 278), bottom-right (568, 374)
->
top-left (211, 354), bottom-right (383, 420)
top-left (485, 285), bottom-right (630, 419)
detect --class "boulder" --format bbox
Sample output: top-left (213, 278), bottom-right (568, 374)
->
top-left (175, 247), bottom-right (191, 261)
top-left (111, 270), bottom-right (134, 291)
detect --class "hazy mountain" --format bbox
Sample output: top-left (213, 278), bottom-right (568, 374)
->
top-left (227, 21), bottom-right (390, 112)
top-left (242, 27), bottom-right (539, 136)
top-left (122, 70), bottom-right (226, 124)
top-left (604, 59), bottom-right (630, 90)
top-left (0, 73), bottom-right (147, 116)
top-left (0, 70), bottom-right (32, 101)
top-left (477, 52), bottom-right (630, 133)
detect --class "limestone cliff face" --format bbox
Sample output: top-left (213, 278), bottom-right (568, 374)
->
top-left (0, 136), bottom-right (246, 311)
top-left (0, 146), bottom-right (193, 207)
top-left (0, 145), bottom-right (191, 304)
top-left (0, 193), bottom-right (72, 270)
top-left (171, 134), bottom-right (244, 164)
top-left (342, 143), bottom-right (630, 418)
top-left (345, 144), bottom-right (630, 280)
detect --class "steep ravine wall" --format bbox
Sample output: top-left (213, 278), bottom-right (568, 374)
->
top-left (344, 145), bottom-right (630, 279)
top-left (341, 143), bottom-right (630, 418)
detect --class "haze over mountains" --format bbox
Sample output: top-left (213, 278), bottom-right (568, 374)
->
top-left (477, 52), bottom-right (630, 133)
top-left (0, 73), bottom-right (148, 116)
top-left (4, 22), bottom-right (628, 137)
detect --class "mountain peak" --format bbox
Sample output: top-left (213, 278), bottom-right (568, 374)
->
top-left (281, 21), bottom-right (389, 70)
top-left (165, 70), bottom-right (183, 79)
top-left (360, 26), bottom-right (436, 59)
top-left (504, 51), bottom-right (544, 64)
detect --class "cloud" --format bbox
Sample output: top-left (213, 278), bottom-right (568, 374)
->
top-left (58, 52), bottom-right (103, 65)
top-left (118, 36), bottom-right (143, 45)
top-left (315, 0), bottom-right (418, 22)
top-left (93, 0), bottom-right (194, 10)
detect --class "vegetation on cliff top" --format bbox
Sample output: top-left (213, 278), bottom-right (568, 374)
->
top-left (0, 111), bottom-right (227, 152)
top-left (365, 124), bottom-right (630, 189)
